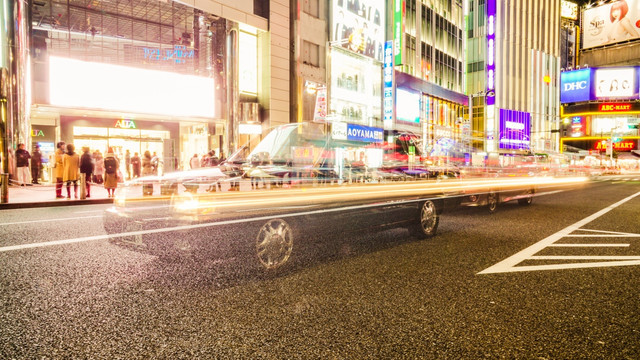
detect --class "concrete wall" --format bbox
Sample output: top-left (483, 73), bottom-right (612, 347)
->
top-left (579, 43), bottom-right (640, 67)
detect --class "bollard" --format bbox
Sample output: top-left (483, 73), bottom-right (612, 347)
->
top-left (1, 173), bottom-right (8, 204)
top-left (79, 173), bottom-right (86, 200)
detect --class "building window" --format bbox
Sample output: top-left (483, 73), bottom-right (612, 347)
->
top-left (303, 0), bottom-right (319, 18)
top-left (302, 41), bottom-right (320, 67)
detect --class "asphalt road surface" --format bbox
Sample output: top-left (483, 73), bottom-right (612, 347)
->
top-left (1, 177), bottom-right (639, 358)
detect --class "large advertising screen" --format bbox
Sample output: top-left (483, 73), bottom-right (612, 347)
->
top-left (332, 0), bottom-right (385, 62)
top-left (499, 109), bottom-right (531, 150)
top-left (595, 67), bottom-right (636, 98)
top-left (395, 88), bottom-right (420, 123)
top-left (582, 0), bottom-right (640, 49)
top-left (49, 56), bottom-right (215, 118)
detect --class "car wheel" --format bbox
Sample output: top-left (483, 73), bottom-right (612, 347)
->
top-left (518, 189), bottom-right (534, 206)
top-left (487, 192), bottom-right (498, 214)
top-left (256, 219), bottom-right (294, 269)
top-left (408, 200), bottom-right (439, 239)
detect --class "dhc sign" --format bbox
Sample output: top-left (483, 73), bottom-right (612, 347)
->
top-left (560, 68), bottom-right (592, 103)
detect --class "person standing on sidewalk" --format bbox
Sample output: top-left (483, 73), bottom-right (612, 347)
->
top-left (125, 149), bottom-right (131, 180)
top-left (54, 142), bottom-right (65, 198)
top-left (80, 147), bottom-right (94, 198)
top-left (142, 151), bottom-right (153, 195)
top-left (131, 152), bottom-right (141, 178)
top-left (93, 151), bottom-right (104, 184)
top-left (62, 143), bottom-right (80, 199)
top-left (15, 143), bottom-right (31, 186)
top-left (190, 154), bottom-right (200, 169)
top-left (103, 149), bottom-right (119, 198)
top-left (31, 145), bottom-right (42, 184)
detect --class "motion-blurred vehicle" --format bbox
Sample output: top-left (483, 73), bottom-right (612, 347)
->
top-left (104, 123), bottom-right (463, 270)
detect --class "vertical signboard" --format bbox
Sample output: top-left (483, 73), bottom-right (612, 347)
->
top-left (393, 0), bottom-right (405, 65)
top-left (383, 41), bottom-right (394, 130)
top-left (499, 109), bottom-right (531, 150)
top-left (313, 86), bottom-right (327, 122)
top-left (485, 0), bottom-right (496, 107)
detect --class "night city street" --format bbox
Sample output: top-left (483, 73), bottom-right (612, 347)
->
top-left (1, 178), bottom-right (639, 359)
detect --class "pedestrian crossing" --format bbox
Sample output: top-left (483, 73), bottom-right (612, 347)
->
top-left (479, 190), bottom-right (640, 274)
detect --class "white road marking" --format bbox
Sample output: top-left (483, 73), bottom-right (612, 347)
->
top-left (479, 190), bottom-right (640, 274)
top-left (565, 234), bottom-right (640, 237)
top-left (578, 228), bottom-right (639, 235)
top-left (547, 243), bottom-right (630, 247)
top-left (530, 255), bottom-right (640, 260)
top-left (0, 215), bottom-right (103, 226)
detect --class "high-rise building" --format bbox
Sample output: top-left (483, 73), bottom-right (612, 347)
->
top-left (467, 0), bottom-right (562, 155)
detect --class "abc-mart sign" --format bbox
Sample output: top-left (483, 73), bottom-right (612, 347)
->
top-left (560, 67), bottom-right (640, 103)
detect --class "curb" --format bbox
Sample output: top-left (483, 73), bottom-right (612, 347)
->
top-left (0, 198), bottom-right (113, 210)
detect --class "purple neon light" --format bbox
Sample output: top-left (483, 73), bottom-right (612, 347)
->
top-left (499, 109), bottom-right (531, 150)
top-left (486, 0), bottom-right (496, 106)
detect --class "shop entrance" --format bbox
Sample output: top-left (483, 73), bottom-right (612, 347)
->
top-left (73, 126), bottom-right (170, 178)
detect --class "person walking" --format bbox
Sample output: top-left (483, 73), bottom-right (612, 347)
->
top-left (131, 152), bottom-right (141, 178)
top-left (142, 151), bottom-right (154, 195)
top-left (93, 151), bottom-right (104, 184)
top-left (190, 154), bottom-right (200, 169)
top-left (103, 148), bottom-right (119, 198)
top-left (125, 149), bottom-right (131, 180)
top-left (15, 143), bottom-right (31, 186)
top-left (151, 152), bottom-right (159, 175)
top-left (80, 147), bottom-right (94, 198)
top-left (54, 142), bottom-right (65, 198)
top-left (62, 143), bottom-right (80, 199)
top-left (208, 150), bottom-right (219, 166)
top-left (31, 145), bottom-right (42, 184)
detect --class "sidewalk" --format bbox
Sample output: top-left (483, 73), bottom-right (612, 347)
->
top-left (0, 182), bottom-right (114, 210)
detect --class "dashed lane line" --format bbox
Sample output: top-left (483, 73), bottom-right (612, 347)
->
top-left (478, 190), bottom-right (640, 274)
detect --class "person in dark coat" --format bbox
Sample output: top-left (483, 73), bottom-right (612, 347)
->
top-left (80, 147), bottom-right (94, 198)
top-left (31, 145), bottom-right (42, 184)
top-left (15, 143), bottom-right (31, 186)
top-left (131, 152), bottom-right (141, 178)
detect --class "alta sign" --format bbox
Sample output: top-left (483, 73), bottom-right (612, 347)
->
top-left (115, 119), bottom-right (136, 129)
top-left (599, 103), bottom-right (632, 112)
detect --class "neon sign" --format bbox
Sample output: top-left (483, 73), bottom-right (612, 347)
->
top-left (599, 103), bottom-right (632, 112)
top-left (31, 129), bottom-right (45, 137)
top-left (115, 119), bottom-right (136, 129)
top-left (594, 140), bottom-right (636, 151)
top-left (486, 0), bottom-right (496, 106)
top-left (143, 45), bottom-right (194, 64)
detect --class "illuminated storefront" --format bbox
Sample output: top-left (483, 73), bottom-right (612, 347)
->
top-left (560, 67), bottom-right (640, 158)
top-left (395, 72), bottom-right (468, 163)
top-left (27, 0), bottom-right (264, 173)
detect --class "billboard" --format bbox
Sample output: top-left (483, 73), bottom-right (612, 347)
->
top-left (499, 109), bottom-right (531, 150)
top-left (396, 88), bottom-right (420, 123)
top-left (595, 67), bottom-right (636, 98)
top-left (560, 66), bottom-right (640, 103)
top-left (560, 68), bottom-right (592, 103)
top-left (332, 0), bottom-right (385, 61)
top-left (561, 1), bottom-right (579, 20)
top-left (49, 56), bottom-right (215, 118)
top-left (582, 0), bottom-right (640, 49)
